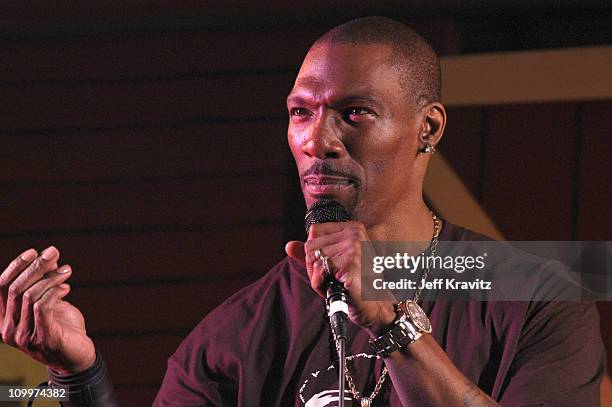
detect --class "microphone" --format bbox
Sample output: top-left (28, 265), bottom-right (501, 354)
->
top-left (304, 199), bottom-right (351, 340)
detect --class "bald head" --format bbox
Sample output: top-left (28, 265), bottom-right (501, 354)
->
top-left (312, 16), bottom-right (441, 110)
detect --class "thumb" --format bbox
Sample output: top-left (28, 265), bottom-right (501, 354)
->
top-left (285, 241), bottom-right (306, 266)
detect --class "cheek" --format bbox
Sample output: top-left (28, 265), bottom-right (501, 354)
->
top-left (370, 159), bottom-right (387, 175)
top-left (360, 151), bottom-right (408, 193)
top-left (287, 132), bottom-right (310, 178)
top-left (287, 130), bottom-right (302, 157)
top-left (353, 140), bottom-right (399, 177)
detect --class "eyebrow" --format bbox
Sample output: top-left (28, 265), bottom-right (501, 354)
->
top-left (286, 93), bottom-right (382, 107)
top-left (336, 94), bottom-right (382, 106)
top-left (286, 94), bottom-right (308, 105)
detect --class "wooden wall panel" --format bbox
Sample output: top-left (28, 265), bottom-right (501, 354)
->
top-left (0, 175), bottom-right (287, 234)
top-left (72, 279), bottom-right (259, 335)
top-left (0, 22), bottom-right (453, 83)
top-left (0, 16), bottom-right (305, 402)
top-left (0, 121), bottom-right (290, 184)
top-left (0, 30), bottom-right (313, 82)
top-left (2, 74), bottom-right (292, 130)
top-left (0, 1), bottom-right (359, 24)
top-left (481, 103), bottom-right (577, 240)
top-left (576, 101), bottom-right (612, 241)
top-left (439, 106), bottom-right (485, 198)
top-left (113, 387), bottom-right (159, 407)
top-left (0, 225), bottom-right (286, 284)
top-left (95, 335), bottom-right (184, 385)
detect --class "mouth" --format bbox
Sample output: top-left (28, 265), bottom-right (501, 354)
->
top-left (303, 176), bottom-right (359, 196)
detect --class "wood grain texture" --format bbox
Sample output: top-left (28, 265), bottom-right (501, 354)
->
top-left (480, 103), bottom-right (577, 240)
top-left (577, 101), bottom-right (612, 240)
top-left (95, 334), bottom-right (185, 385)
top-left (438, 106), bottom-right (485, 198)
top-left (0, 175), bottom-right (287, 234)
top-left (0, 225), bottom-right (286, 284)
top-left (1, 74), bottom-right (292, 130)
top-left (73, 279), bottom-right (260, 336)
top-left (0, 121), bottom-right (290, 184)
top-left (0, 30), bottom-right (313, 83)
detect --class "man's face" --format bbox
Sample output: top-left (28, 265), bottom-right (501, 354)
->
top-left (287, 42), bottom-right (423, 227)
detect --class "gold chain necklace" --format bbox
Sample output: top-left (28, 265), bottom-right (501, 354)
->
top-left (332, 212), bottom-right (440, 406)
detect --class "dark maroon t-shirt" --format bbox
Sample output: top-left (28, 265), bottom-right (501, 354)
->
top-left (153, 222), bottom-right (605, 406)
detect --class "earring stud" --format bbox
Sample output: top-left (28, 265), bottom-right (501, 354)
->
top-left (422, 143), bottom-right (436, 154)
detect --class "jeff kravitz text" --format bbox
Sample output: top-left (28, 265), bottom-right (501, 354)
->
top-left (372, 278), bottom-right (492, 290)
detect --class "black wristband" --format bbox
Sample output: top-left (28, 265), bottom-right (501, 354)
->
top-left (48, 350), bottom-right (121, 407)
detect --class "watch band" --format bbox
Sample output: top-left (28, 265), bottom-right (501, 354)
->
top-left (369, 319), bottom-right (423, 357)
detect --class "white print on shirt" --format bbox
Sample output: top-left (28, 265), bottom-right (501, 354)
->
top-left (299, 352), bottom-right (381, 406)
top-left (305, 390), bottom-right (353, 407)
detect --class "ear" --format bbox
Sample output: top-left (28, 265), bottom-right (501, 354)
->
top-left (418, 102), bottom-right (447, 149)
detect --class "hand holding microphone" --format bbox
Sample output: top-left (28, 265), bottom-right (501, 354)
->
top-left (305, 200), bottom-right (351, 340)
top-left (285, 199), bottom-right (397, 338)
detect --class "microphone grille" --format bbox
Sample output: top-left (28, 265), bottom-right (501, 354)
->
top-left (304, 199), bottom-right (350, 234)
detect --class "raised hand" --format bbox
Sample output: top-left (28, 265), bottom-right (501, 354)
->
top-left (0, 246), bottom-right (96, 374)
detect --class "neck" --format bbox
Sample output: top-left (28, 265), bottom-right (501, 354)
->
top-left (366, 199), bottom-right (439, 242)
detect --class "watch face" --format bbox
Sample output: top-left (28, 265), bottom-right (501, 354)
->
top-left (406, 301), bottom-right (432, 333)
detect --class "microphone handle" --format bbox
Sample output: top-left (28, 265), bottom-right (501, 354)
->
top-left (326, 280), bottom-right (349, 340)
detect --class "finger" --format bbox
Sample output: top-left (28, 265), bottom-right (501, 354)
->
top-left (307, 221), bottom-right (366, 239)
top-left (307, 222), bottom-right (349, 239)
top-left (3, 247), bottom-right (60, 342)
top-left (11, 246), bottom-right (60, 291)
top-left (308, 244), bottom-right (344, 289)
top-left (304, 230), bottom-right (353, 265)
top-left (309, 257), bottom-right (327, 298)
top-left (304, 245), bottom-right (321, 282)
top-left (305, 223), bottom-right (367, 258)
top-left (285, 241), bottom-right (306, 266)
top-left (305, 230), bottom-right (342, 256)
top-left (309, 253), bottom-right (353, 297)
top-left (1, 249), bottom-right (38, 287)
top-left (306, 233), bottom-right (359, 267)
top-left (304, 232), bottom-right (345, 283)
top-left (1, 249), bottom-right (38, 315)
top-left (15, 266), bottom-right (72, 348)
top-left (317, 242), bottom-right (354, 282)
top-left (311, 244), bottom-right (365, 301)
top-left (304, 238), bottom-right (349, 293)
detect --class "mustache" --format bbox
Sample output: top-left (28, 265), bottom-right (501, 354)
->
top-left (301, 161), bottom-right (360, 184)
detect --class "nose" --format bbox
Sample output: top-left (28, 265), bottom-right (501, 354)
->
top-left (301, 113), bottom-right (346, 159)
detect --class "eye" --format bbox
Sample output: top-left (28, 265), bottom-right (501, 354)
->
top-left (344, 107), bottom-right (374, 122)
top-left (290, 107), bottom-right (310, 117)
top-left (348, 107), bottom-right (369, 115)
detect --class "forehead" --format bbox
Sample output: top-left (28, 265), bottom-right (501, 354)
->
top-left (290, 42), bottom-right (399, 100)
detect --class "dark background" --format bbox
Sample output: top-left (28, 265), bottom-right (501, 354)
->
top-left (0, 1), bottom-right (610, 405)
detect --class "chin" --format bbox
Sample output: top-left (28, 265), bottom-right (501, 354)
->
top-left (351, 199), bottom-right (382, 226)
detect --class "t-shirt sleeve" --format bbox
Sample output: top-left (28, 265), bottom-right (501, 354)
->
top-left (499, 301), bottom-right (606, 406)
top-left (151, 298), bottom-right (272, 407)
top-left (152, 259), bottom-right (294, 407)
top-left (153, 340), bottom-right (237, 407)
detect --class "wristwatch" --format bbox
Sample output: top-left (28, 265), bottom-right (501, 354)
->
top-left (369, 300), bottom-right (432, 357)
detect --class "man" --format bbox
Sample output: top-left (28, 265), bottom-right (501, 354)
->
top-left (0, 17), bottom-right (605, 406)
